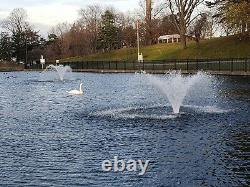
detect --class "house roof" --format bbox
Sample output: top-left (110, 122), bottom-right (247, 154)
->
top-left (158, 34), bottom-right (180, 40)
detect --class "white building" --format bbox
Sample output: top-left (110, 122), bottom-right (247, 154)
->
top-left (158, 34), bottom-right (181, 43)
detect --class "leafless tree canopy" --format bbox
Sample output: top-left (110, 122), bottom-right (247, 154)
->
top-left (1, 8), bottom-right (30, 33)
top-left (167, 0), bottom-right (204, 48)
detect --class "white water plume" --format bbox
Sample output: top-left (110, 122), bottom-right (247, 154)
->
top-left (146, 71), bottom-right (213, 114)
top-left (45, 65), bottom-right (72, 81)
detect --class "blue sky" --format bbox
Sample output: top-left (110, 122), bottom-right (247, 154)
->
top-left (0, 0), bottom-right (140, 35)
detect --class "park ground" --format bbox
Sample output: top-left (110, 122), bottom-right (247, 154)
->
top-left (1, 35), bottom-right (249, 72)
top-left (62, 36), bottom-right (250, 62)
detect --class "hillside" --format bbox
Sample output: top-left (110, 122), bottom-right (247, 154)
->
top-left (62, 36), bottom-right (250, 62)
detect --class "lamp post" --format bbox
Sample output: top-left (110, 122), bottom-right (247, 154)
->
top-left (25, 33), bottom-right (28, 65)
top-left (137, 20), bottom-right (143, 63)
top-left (137, 20), bottom-right (140, 58)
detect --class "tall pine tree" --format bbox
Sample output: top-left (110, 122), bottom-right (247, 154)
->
top-left (97, 10), bottom-right (119, 51)
top-left (0, 32), bottom-right (12, 61)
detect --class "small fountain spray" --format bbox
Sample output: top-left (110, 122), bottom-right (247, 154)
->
top-left (45, 64), bottom-right (72, 81)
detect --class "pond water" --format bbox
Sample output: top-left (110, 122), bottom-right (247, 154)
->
top-left (0, 72), bottom-right (249, 186)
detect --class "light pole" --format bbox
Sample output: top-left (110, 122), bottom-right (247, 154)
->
top-left (25, 31), bottom-right (28, 65)
top-left (137, 20), bottom-right (143, 63)
top-left (137, 20), bottom-right (140, 58)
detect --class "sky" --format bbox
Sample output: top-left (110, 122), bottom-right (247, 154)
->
top-left (0, 0), bottom-right (141, 36)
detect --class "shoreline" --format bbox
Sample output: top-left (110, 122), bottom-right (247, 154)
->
top-left (0, 63), bottom-right (24, 72)
top-left (22, 69), bottom-right (250, 76)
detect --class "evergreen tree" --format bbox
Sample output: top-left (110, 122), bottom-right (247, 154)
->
top-left (97, 10), bottom-right (119, 51)
top-left (11, 29), bottom-right (41, 63)
top-left (11, 31), bottom-right (26, 62)
top-left (0, 32), bottom-right (12, 61)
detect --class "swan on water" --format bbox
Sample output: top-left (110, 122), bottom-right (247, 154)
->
top-left (67, 83), bottom-right (83, 95)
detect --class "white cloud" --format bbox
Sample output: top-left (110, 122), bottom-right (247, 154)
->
top-left (0, 0), bottom-right (140, 36)
top-left (27, 4), bottom-right (78, 26)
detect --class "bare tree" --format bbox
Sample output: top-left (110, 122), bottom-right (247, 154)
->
top-left (189, 13), bottom-right (208, 47)
top-left (159, 14), bottom-right (179, 35)
top-left (1, 8), bottom-right (39, 63)
top-left (66, 24), bottom-right (94, 57)
top-left (115, 12), bottom-right (137, 47)
top-left (50, 22), bottom-right (70, 38)
top-left (138, 0), bottom-right (168, 45)
top-left (49, 22), bottom-right (71, 57)
top-left (2, 8), bottom-right (30, 33)
top-left (78, 5), bottom-right (103, 53)
top-left (200, 12), bottom-right (216, 39)
top-left (167, 0), bottom-right (204, 49)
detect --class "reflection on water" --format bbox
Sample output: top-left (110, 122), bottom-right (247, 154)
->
top-left (226, 124), bottom-right (250, 186)
top-left (0, 72), bottom-right (249, 186)
top-left (220, 76), bottom-right (250, 99)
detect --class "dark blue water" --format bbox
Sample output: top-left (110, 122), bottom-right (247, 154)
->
top-left (0, 72), bottom-right (249, 186)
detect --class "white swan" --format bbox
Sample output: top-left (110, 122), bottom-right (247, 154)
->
top-left (67, 83), bottom-right (83, 95)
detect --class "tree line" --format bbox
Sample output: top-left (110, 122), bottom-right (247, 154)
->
top-left (0, 0), bottom-right (249, 64)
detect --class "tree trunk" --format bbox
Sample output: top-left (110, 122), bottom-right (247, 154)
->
top-left (146, 0), bottom-right (152, 45)
top-left (180, 33), bottom-right (187, 49)
top-left (195, 39), bottom-right (200, 48)
top-left (241, 21), bottom-right (246, 34)
top-left (195, 33), bottom-right (200, 48)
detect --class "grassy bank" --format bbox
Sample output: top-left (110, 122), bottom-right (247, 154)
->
top-left (62, 36), bottom-right (250, 62)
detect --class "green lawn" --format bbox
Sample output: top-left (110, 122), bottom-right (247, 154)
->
top-left (62, 36), bottom-right (250, 62)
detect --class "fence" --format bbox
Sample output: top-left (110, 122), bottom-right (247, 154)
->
top-left (27, 58), bottom-right (250, 74)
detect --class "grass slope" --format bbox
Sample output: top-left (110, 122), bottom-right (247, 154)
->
top-left (62, 36), bottom-right (250, 62)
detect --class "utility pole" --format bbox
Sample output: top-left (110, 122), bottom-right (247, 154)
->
top-left (137, 20), bottom-right (143, 63)
top-left (25, 33), bottom-right (28, 65)
top-left (146, 0), bottom-right (152, 23)
top-left (137, 20), bottom-right (140, 57)
top-left (146, 0), bottom-right (152, 45)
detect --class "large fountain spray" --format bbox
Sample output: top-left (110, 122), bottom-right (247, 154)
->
top-left (45, 65), bottom-right (72, 81)
top-left (147, 71), bottom-right (212, 114)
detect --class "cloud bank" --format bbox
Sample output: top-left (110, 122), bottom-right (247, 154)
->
top-left (0, 0), bottom-right (140, 36)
